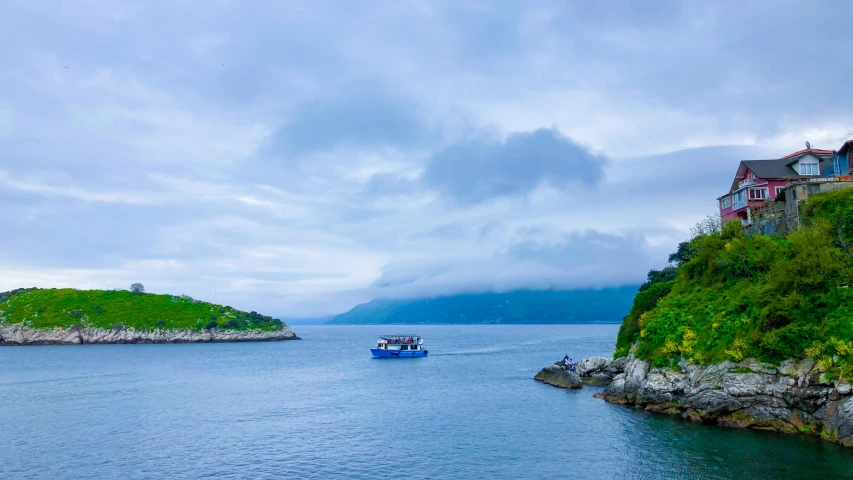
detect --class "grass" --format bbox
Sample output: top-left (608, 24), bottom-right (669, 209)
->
top-left (0, 288), bottom-right (285, 332)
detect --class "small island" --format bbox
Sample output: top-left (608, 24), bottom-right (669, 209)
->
top-left (0, 286), bottom-right (299, 345)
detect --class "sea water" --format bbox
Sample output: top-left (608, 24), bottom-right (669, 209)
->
top-left (2, 324), bottom-right (852, 479)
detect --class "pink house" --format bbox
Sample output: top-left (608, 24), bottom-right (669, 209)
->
top-left (718, 147), bottom-right (834, 225)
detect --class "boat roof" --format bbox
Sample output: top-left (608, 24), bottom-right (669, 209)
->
top-left (380, 334), bottom-right (421, 337)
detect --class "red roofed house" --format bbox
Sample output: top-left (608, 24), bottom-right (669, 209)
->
top-left (718, 146), bottom-right (835, 225)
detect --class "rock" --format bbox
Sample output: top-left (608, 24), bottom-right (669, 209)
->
top-left (0, 323), bottom-right (299, 345)
top-left (576, 356), bottom-right (610, 377)
top-left (609, 357), bottom-right (628, 374)
top-left (596, 353), bottom-right (853, 449)
top-left (534, 363), bottom-right (583, 389)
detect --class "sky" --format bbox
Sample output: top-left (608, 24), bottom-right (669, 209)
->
top-left (2, 1), bottom-right (853, 317)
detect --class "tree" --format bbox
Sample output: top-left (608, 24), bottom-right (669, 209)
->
top-left (130, 283), bottom-right (145, 294)
top-left (668, 241), bottom-right (697, 266)
top-left (691, 214), bottom-right (722, 238)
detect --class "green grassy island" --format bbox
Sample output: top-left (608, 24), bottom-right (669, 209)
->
top-left (616, 188), bottom-right (853, 379)
top-left (0, 288), bottom-right (298, 345)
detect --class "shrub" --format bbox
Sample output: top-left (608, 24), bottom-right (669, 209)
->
top-left (92, 305), bottom-right (104, 314)
top-left (69, 309), bottom-right (84, 319)
top-left (112, 323), bottom-right (124, 331)
top-left (619, 189), bottom-right (853, 379)
top-left (156, 319), bottom-right (165, 327)
top-left (205, 320), bottom-right (219, 330)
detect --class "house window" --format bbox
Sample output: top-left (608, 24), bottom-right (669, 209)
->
top-left (807, 184), bottom-right (821, 195)
top-left (720, 196), bottom-right (731, 209)
top-left (748, 188), bottom-right (769, 200)
top-left (775, 186), bottom-right (784, 197)
top-left (800, 163), bottom-right (819, 176)
top-left (732, 190), bottom-right (747, 210)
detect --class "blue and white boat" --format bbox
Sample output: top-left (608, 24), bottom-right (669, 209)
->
top-left (371, 335), bottom-right (428, 358)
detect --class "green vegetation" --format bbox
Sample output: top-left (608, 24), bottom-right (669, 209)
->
top-left (0, 288), bottom-right (286, 332)
top-left (329, 288), bottom-right (638, 324)
top-left (615, 188), bottom-right (853, 380)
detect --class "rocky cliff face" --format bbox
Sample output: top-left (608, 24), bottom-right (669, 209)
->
top-left (0, 323), bottom-right (299, 345)
top-left (596, 355), bottom-right (853, 448)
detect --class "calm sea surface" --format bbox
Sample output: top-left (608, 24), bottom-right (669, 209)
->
top-left (2, 324), bottom-right (852, 479)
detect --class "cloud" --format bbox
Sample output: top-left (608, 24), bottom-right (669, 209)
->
top-left (362, 226), bottom-right (667, 301)
top-left (267, 88), bottom-right (434, 155)
top-left (2, 0), bottom-right (853, 318)
top-left (422, 128), bottom-right (608, 204)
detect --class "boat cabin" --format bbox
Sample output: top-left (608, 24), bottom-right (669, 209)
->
top-left (375, 335), bottom-right (424, 351)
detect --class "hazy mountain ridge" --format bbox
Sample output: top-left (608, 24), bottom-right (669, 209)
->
top-left (328, 288), bottom-right (638, 324)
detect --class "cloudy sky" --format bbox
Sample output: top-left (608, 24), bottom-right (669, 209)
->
top-left (2, 1), bottom-right (852, 317)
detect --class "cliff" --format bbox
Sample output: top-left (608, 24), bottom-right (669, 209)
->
top-left (535, 353), bottom-right (853, 448)
top-left (596, 354), bottom-right (853, 447)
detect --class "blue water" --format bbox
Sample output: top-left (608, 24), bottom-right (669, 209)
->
top-left (2, 325), bottom-right (852, 479)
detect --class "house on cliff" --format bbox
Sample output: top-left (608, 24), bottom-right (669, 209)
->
top-left (717, 145), bottom-right (840, 226)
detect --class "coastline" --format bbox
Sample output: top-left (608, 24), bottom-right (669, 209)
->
top-left (0, 323), bottom-right (300, 345)
top-left (538, 353), bottom-right (853, 448)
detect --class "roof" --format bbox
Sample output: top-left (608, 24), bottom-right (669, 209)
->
top-left (780, 148), bottom-right (833, 160)
top-left (839, 140), bottom-right (853, 155)
top-left (741, 159), bottom-right (798, 179)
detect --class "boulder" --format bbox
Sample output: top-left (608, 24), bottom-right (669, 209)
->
top-left (534, 363), bottom-right (583, 389)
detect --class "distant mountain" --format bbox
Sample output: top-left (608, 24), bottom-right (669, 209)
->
top-left (327, 287), bottom-right (638, 325)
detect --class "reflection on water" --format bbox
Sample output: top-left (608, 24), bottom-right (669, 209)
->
top-left (2, 324), bottom-right (851, 479)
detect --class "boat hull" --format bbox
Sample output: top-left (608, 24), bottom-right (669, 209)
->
top-left (371, 348), bottom-right (428, 358)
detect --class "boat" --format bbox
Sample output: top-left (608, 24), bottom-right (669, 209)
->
top-left (371, 334), bottom-right (428, 358)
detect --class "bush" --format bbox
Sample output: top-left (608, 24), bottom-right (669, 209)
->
top-left (69, 309), bottom-right (84, 319)
top-left (112, 323), bottom-right (124, 331)
top-left (92, 305), bottom-right (104, 314)
top-left (156, 319), bottom-right (165, 327)
top-left (205, 320), bottom-right (219, 330)
top-left (618, 189), bottom-right (853, 379)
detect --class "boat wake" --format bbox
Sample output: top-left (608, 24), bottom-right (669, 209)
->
top-left (429, 345), bottom-right (509, 356)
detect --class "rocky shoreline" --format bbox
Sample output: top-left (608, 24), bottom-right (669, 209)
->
top-left (536, 354), bottom-right (853, 448)
top-left (0, 323), bottom-right (299, 345)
